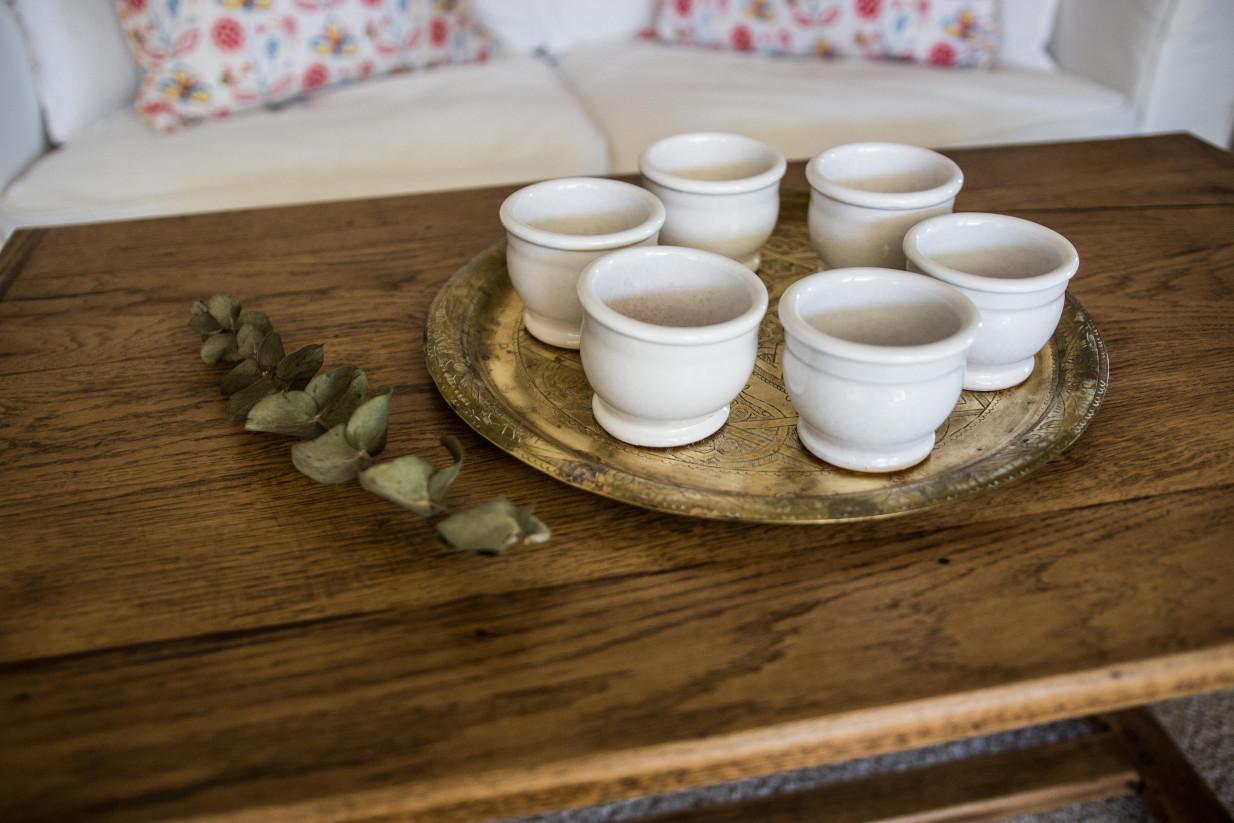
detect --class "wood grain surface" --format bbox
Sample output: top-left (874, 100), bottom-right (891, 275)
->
top-left (1, 134), bottom-right (1232, 823)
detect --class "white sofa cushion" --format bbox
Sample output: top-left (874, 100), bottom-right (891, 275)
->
top-left (557, 40), bottom-right (1137, 174)
top-left (471, 0), bottom-right (655, 57)
top-left (0, 56), bottom-right (609, 227)
top-left (10, 0), bottom-right (140, 145)
top-left (998, 0), bottom-right (1062, 70)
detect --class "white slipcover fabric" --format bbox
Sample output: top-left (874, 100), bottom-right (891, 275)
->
top-left (998, 0), bottom-right (1062, 70)
top-left (0, 56), bottom-right (609, 226)
top-left (9, 0), bottom-right (140, 145)
top-left (0, 2), bottom-right (42, 189)
top-left (471, 0), bottom-right (656, 57)
top-left (1052, 0), bottom-right (1234, 147)
top-left (556, 40), bottom-right (1137, 175)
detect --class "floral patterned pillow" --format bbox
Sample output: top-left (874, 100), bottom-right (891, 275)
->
top-left (651, 0), bottom-right (1000, 68)
top-left (114, 0), bottom-right (496, 132)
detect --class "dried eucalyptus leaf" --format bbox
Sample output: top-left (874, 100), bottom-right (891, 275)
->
top-left (200, 332), bottom-right (239, 364)
top-left (358, 456), bottom-right (440, 516)
top-left (345, 391), bottom-right (390, 456)
top-left (256, 331), bottom-right (286, 371)
top-left (226, 374), bottom-right (279, 422)
top-left (516, 504), bottom-right (551, 544)
top-left (236, 310), bottom-right (272, 337)
top-left (427, 436), bottom-right (464, 504)
top-left (275, 343), bottom-right (324, 389)
top-left (435, 498), bottom-right (540, 555)
top-left (307, 366), bottom-right (367, 428)
top-left (237, 324), bottom-right (266, 359)
top-left (220, 358), bottom-right (262, 395)
top-left (291, 424), bottom-right (364, 484)
top-left (190, 312), bottom-right (223, 337)
top-left (207, 294), bottom-right (242, 330)
top-left (306, 366), bottom-right (361, 405)
top-left (246, 391), bottom-right (323, 438)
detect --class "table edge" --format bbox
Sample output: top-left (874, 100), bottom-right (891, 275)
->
top-left (174, 644), bottom-right (1234, 823)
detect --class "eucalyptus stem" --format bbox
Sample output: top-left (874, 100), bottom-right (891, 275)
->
top-left (190, 294), bottom-right (549, 554)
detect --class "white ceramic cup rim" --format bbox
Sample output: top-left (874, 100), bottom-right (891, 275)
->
top-left (903, 212), bottom-right (1080, 294)
top-left (639, 132), bottom-right (788, 195)
top-left (578, 246), bottom-right (769, 346)
top-left (500, 178), bottom-right (666, 252)
top-left (779, 268), bottom-right (981, 365)
top-left (805, 142), bottom-right (964, 210)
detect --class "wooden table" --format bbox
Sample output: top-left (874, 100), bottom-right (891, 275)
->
top-left (2, 134), bottom-right (1232, 823)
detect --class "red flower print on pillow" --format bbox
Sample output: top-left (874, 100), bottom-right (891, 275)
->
top-left (928, 41), bottom-right (957, 65)
top-left (732, 24), bottom-right (754, 50)
top-left (211, 18), bottom-right (245, 53)
top-left (302, 63), bottom-right (329, 91)
top-left (431, 17), bottom-right (449, 47)
top-left (140, 99), bottom-right (174, 119)
top-left (854, 0), bottom-right (882, 20)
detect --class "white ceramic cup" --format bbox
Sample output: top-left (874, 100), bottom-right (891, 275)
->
top-left (500, 178), bottom-right (666, 349)
top-left (903, 212), bottom-right (1080, 391)
top-left (806, 142), bottom-right (963, 270)
top-left (577, 245), bottom-right (769, 447)
top-left (639, 132), bottom-right (787, 271)
top-left (779, 268), bottom-right (981, 473)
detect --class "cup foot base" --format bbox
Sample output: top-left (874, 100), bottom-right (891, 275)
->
top-left (963, 357), bottom-right (1035, 391)
top-left (739, 251), bottom-right (761, 271)
top-left (797, 422), bottom-right (934, 473)
top-left (523, 309), bottom-right (579, 349)
top-left (593, 395), bottom-right (729, 448)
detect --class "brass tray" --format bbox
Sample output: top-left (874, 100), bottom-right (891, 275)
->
top-left (425, 190), bottom-right (1108, 522)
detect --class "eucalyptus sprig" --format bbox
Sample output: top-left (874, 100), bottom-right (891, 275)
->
top-left (190, 294), bottom-right (549, 554)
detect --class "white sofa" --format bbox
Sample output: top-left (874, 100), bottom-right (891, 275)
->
top-left (2, 0), bottom-right (1233, 246)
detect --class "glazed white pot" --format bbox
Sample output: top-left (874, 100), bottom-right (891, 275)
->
top-left (779, 268), bottom-right (980, 473)
top-left (903, 212), bottom-right (1079, 390)
top-left (577, 245), bottom-right (769, 447)
top-left (500, 178), bottom-right (665, 349)
top-left (639, 132), bottom-right (786, 271)
top-left (806, 142), bottom-right (963, 270)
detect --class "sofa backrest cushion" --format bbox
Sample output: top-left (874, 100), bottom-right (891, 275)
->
top-left (10, 0), bottom-right (141, 145)
top-left (998, 0), bottom-right (1062, 70)
top-left (114, 0), bottom-right (497, 133)
top-left (1, 0), bottom-right (45, 191)
top-left (470, 0), bottom-right (656, 58)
